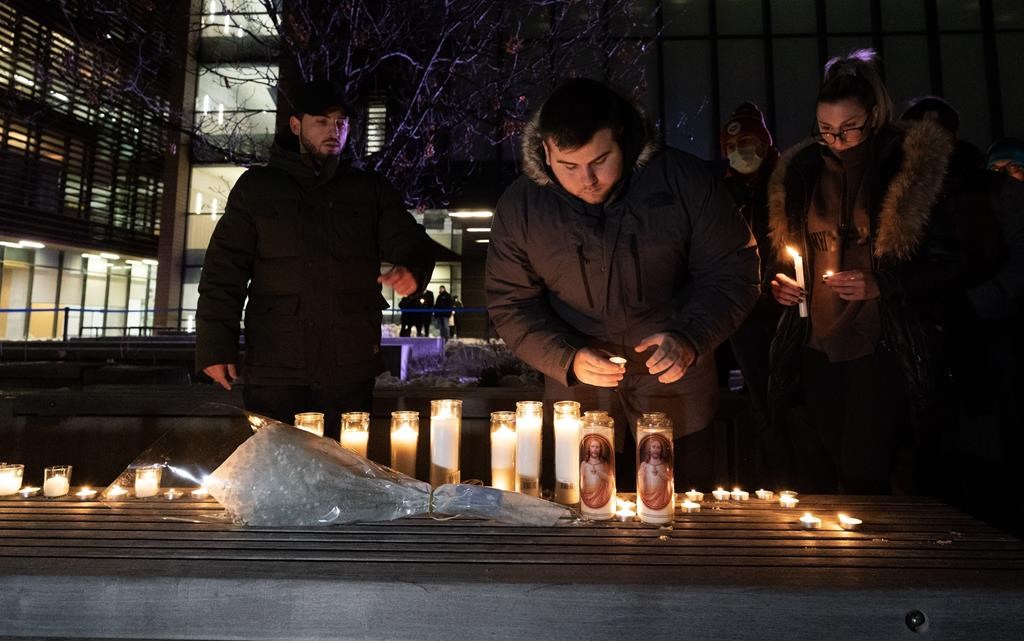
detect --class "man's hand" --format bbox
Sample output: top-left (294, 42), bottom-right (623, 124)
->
top-left (378, 265), bottom-right (418, 296)
top-left (571, 348), bottom-right (625, 388)
top-left (203, 364), bottom-right (237, 391)
top-left (634, 333), bottom-right (696, 384)
top-left (770, 273), bottom-right (805, 306)
top-left (824, 270), bottom-right (880, 301)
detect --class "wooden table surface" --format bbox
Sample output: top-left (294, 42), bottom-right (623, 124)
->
top-left (1, 493), bottom-right (1022, 640)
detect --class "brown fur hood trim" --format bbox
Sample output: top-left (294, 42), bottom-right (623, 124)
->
top-left (768, 119), bottom-right (954, 262)
top-left (519, 108), bottom-right (660, 187)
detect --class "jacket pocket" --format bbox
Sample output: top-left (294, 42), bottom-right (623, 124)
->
top-left (333, 291), bottom-right (386, 365)
top-left (243, 294), bottom-right (304, 368)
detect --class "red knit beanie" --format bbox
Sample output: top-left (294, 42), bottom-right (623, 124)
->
top-left (720, 102), bottom-right (773, 156)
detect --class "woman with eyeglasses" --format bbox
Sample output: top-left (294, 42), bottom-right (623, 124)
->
top-left (765, 49), bottom-right (957, 494)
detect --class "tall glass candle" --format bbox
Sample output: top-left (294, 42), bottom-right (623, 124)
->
top-left (553, 400), bottom-right (581, 505)
top-left (637, 413), bottom-right (674, 524)
top-left (490, 411), bottom-right (517, 491)
top-left (43, 465), bottom-right (72, 498)
top-left (430, 399), bottom-right (462, 486)
top-left (340, 412), bottom-right (370, 457)
top-left (294, 412), bottom-right (325, 437)
top-left (515, 401), bottom-right (543, 496)
top-left (579, 411), bottom-right (615, 520)
top-left (0, 463), bottom-right (24, 496)
top-left (134, 465), bottom-right (162, 498)
top-left (390, 411), bottom-right (419, 477)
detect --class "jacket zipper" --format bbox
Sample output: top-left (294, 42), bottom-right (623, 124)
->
top-left (630, 234), bottom-right (644, 302)
top-left (576, 243), bottom-right (596, 308)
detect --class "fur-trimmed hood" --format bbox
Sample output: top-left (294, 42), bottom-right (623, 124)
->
top-left (518, 105), bottom-right (660, 188)
top-left (768, 118), bottom-right (954, 262)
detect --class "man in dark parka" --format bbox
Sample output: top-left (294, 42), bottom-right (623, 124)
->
top-left (196, 80), bottom-right (434, 440)
top-left (485, 79), bottom-right (760, 488)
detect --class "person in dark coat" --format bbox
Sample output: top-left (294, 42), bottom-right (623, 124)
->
top-left (195, 80), bottom-right (435, 440)
top-left (398, 295), bottom-right (419, 337)
top-left (433, 285), bottom-right (452, 339)
top-left (486, 78), bottom-right (760, 489)
top-left (415, 288), bottom-right (434, 337)
top-left (768, 50), bottom-right (957, 494)
top-left (716, 102), bottom-right (784, 485)
top-left (450, 295), bottom-right (463, 338)
top-left (986, 137), bottom-right (1024, 182)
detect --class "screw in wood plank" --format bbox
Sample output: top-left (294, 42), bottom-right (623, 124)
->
top-left (905, 610), bottom-right (929, 633)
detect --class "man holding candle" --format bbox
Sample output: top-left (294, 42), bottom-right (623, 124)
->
top-left (196, 80), bottom-right (435, 440)
top-left (486, 79), bottom-right (760, 488)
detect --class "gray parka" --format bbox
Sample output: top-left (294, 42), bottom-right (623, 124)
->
top-left (486, 108), bottom-right (760, 432)
top-left (195, 132), bottom-right (434, 386)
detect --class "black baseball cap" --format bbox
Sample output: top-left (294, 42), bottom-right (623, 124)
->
top-left (290, 79), bottom-right (350, 117)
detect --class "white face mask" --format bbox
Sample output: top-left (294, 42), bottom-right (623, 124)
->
top-left (728, 146), bottom-right (764, 175)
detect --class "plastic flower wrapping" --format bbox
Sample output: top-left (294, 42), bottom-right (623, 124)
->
top-left (104, 407), bottom-right (573, 527)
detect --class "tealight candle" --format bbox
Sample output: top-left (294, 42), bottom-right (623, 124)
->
top-left (43, 466), bottom-right (72, 497)
top-left (680, 500), bottom-right (701, 513)
top-left (609, 356), bottom-right (627, 366)
top-left (838, 513), bottom-right (863, 531)
top-left (616, 496), bottom-right (636, 511)
top-left (105, 485), bottom-right (128, 499)
top-left (430, 399), bottom-right (462, 486)
top-left (684, 489), bottom-right (704, 502)
top-left (553, 400), bottom-right (581, 505)
top-left (799, 512), bottom-right (822, 529)
top-left (191, 487), bottom-right (210, 499)
top-left (164, 489), bottom-right (182, 500)
top-left (515, 401), bottom-right (542, 496)
top-left (755, 489), bottom-right (774, 500)
top-left (822, 270), bottom-right (834, 282)
top-left (340, 412), bottom-right (370, 458)
top-left (134, 466), bottom-right (162, 498)
top-left (712, 487), bottom-right (730, 501)
top-left (779, 495), bottom-right (799, 509)
top-left (731, 488), bottom-right (749, 501)
top-left (615, 508), bottom-right (637, 522)
top-left (75, 487), bottom-right (97, 500)
top-left (0, 463), bottom-right (24, 496)
top-left (489, 411), bottom-right (517, 492)
top-left (390, 411), bottom-right (419, 478)
top-left (18, 486), bottom-right (40, 498)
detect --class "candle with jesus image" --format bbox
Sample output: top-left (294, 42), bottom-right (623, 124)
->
top-left (636, 413), bottom-right (674, 524)
top-left (579, 411), bottom-right (615, 520)
top-left (786, 246), bottom-right (808, 318)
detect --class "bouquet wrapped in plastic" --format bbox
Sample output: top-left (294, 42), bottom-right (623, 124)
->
top-left (207, 417), bottom-right (573, 527)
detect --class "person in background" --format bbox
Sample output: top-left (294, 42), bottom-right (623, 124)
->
top-left (416, 288), bottom-right (434, 337)
top-left (433, 285), bottom-right (452, 339)
top-left (767, 50), bottom-right (956, 494)
top-left (450, 295), bottom-right (463, 338)
top-left (398, 295), bottom-right (418, 337)
top-left (486, 78), bottom-right (759, 490)
top-left (986, 137), bottom-right (1024, 182)
top-left (195, 80), bottom-right (434, 440)
top-left (716, 102), bottom-right (784, 485)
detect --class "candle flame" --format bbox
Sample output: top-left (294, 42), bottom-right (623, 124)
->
top-left (786, 246), bottom-right (800, 258)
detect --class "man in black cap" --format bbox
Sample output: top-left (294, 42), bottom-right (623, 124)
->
top-left (196, 79), bottom-right (435, 440)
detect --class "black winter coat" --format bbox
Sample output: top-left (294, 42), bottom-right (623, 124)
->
top-left (195, 133), bottom-right (434, 385)
top-left (766, 120), bottom-right (956, 423)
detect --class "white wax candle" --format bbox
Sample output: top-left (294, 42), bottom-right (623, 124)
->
top-left (431, 415), bottom-right (460, 470)
top-left (684, 489), bottom-right (704, 502)
top-left (554, 415), bottom-right (580, 497)
top-left (800, 513), bottom-right (822, 529)
top-left (75, 488), bottom-right (97, 500)
top-left (731, 488), bottom-right (750, 501)
top-left (838, 513), bottom-right (862, 530)
top-left (0, 470), bottom-right (22, 496)
top-left (135, 476), bottom-right (160, 498)
top-left (755, 489), bottom-right (774, 500)
top-left (390, 424), bottom-right (418, 477)
top-left (712, 487), bottom-right (730, 501)
top-left (515, 414), bottom-right (542, 487)
top-left (787, 247), bottom-right (808, 318)
top-left (341, 430), bottom-right (369, 458)
top-left (43, 475), bottom-right (70, 497)
top-left (779, 495), bottom-right (799, 508)
top-left (491, 425), bottom-right (516, 491)
top-left (680, 500), bottom-right (701, 513)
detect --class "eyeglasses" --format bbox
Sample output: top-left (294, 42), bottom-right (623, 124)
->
top-left (990, 162), bottom-right (1021, 175)
top-left (813, 124), bottom-right (869, 146)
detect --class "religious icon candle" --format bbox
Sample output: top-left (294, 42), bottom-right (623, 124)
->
top-left (389, 411), bottom-right (419, 478)
top-left (786, 246), bottom-right (808, 318)
top-left (294, 412), bottom-right (325, 437)
top-left (489, 411), bottom-right (517, 491)
top-left (43, 465), bottom-right (72, 498)
top-left (515, 401), bottom-right (543, 496)
top-left (430, 399), bottom-right (462, 486)
top-left (579, 411), bottom-right (615, 520)
top-left (134, 465), bottom-right (162, 498)
top-left (552, 400), bottom-right (581, 505)
top-left (340, 412), bottom-right (370, 458)
top-left (0, 463), bottom-right (24, 496)
top-left (636, 413), bottom-right (674, 524)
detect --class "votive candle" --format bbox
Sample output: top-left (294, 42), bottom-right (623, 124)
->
top-left (553, 400), bottom-right (581, 505)
top-left (515, 401), bottom-right (543, 496)
top-left (0, 463), bottom-right (24, 496)
top-left (43, 466), bottom-right (72, 497)
top-left (489, 411), bottom-right (517, 491)
top-left (430, 399), bottom-right (462, 486)
top-left (340, 412), bottom-right (370, 458)
top-left (389, 411), bottom-right (419, 477)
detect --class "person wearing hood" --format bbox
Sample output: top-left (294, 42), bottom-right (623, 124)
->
top-left (986, 137), bottom-right (1024, 182)
top-left (195, 80), bottom-right (435, 440)
top-left (716, 102), bottom-right (784, 485)
top-left (486, 78), bottom-right (760, 490)
top-left (768, 50), bottom-right (957, 494)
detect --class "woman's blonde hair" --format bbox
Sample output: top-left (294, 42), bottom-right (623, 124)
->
top-left (818, 48), bottom-right (893, 131)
